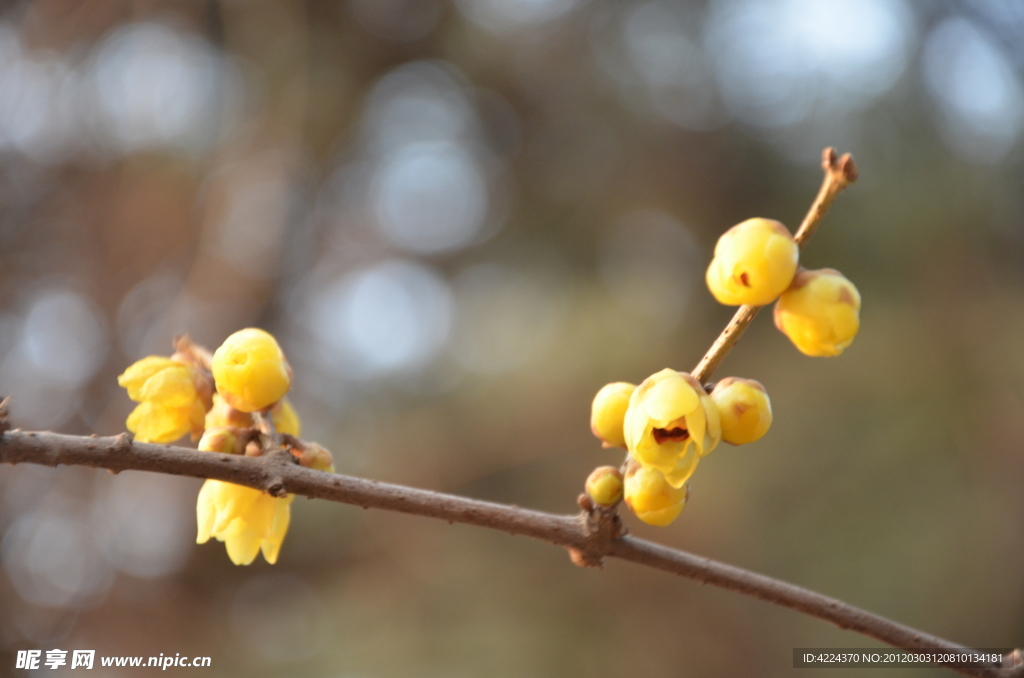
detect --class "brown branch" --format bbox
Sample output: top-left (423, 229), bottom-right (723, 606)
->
top-left (691, 148), bottom-right (859, 384)
top-left (0, 428), bottom-right (1018, 678)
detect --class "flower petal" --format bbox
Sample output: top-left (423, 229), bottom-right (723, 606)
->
top-left (118, 357), bottom-right (180, 401)
top-left (642, 370), bottom-right (699, 425)
top-left (138, 364), bottom-right (196, 408)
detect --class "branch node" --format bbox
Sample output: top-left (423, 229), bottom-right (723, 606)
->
top-left (113, 431), bottom-right (133, 454)
top-left (568, 547), bottom-right (602, 569)
top-left (265, 478), bottom-right (287, 497)
top-left (569, 499), bottom-right (626, 569)
top-left (267, 445), bottom-right (299, 467)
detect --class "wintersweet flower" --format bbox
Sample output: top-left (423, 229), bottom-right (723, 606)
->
top-left (623, 369), bottom-right (721, 488)
top-left (196, 480), bottom-right (293, 565)
top-left (706, 218), bottom-right (799, 306)
top-left (585, 466), bottom-right (624, 507)
top-left (118, 356), bottom-right (207, 443)
top-left (710, 377), bottom-right (772, 445)
top-left (774, 268), bottom-right (861, 357)
top-left (211, 328), bottom-right (292, 413)
top-left (624, 463), bottom-right (687, 526)
top-left (590, 382), bottom-right (636, 448)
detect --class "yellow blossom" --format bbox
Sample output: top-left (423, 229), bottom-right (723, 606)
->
top-left (623, 369), bottom-right (721, 488)
top-left (585, 466), bottom-right (624, 506)
top-left (590, 382), bottom-right (636, 448)
top-left (774, 268), bottom-right (861, 357)
top-left (624, 464), bottom-right (687, 526)
top-left (196, 480), bottom-right (293, 565)
top-left (118, 356), bottom-right (206, 443)
top-left (211, 328), bottom-right (292, 413)
top-left (706, 218), bottom-right (799, 306)
top-left (710, 377), bottom-right (772, 445)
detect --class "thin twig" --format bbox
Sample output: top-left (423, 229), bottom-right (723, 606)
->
top-left (691, 148), bottom-right (858, 384)
top-left (0, 429), bottom-right (1017, 678)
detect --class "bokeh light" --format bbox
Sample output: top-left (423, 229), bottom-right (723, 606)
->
top-left (304, 260), bottom-right (453, 377)
top-left (91, 23), bottom-right (227, 153)
top-left (706, 0), bottom-right (913, 128)
top-left (373, 141), bottom-right (490, 254)
top-left (922, 18), bottom-right (1024, 164)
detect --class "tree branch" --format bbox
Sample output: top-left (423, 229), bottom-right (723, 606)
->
top-left (0, 428), bottom-right (1018, 678)
top-left (692, 148), bottom-right (859, 384)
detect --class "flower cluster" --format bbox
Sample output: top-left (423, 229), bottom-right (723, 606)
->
top-left (584, 216), bottom-right (861, 526)
top-left (589, 368), bottom-right (728, 526)
top-left (707, 217), bottom-right (861, 356)
top-left (118, 329), bottom-right (334, 565)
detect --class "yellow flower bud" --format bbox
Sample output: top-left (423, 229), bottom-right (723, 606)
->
top-left (211, 328), bottom-right (292, 413)
top-left (774, 268), bottom-right (861, 357)
top-left (118, 357), bottom-right (207, 443)
top-left (624, 463), bottom-right (687, 527)
top-left (196, 480), bottom-right (293, 565)
top-left (590, 382), bottom-right (635, 448)
top-left (710, 377), bottom-right (772, 445)
top-left (585, 466), bottom-right (624, 506)
top-left (197, 427), bottom-right (243, 455)
top-left (706, 218), bottom-right (799, 306)
top-left (623, 368), bottom-right (721, 488)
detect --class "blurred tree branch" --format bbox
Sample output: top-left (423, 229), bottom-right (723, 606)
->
top-left (0, 423), bottom-right (1019, 678)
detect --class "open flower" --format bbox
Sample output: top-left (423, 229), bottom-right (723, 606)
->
top-left (196, 480), bottom-right (293, 565)
top-left (211, 328), bottom-right (292, 413)
top-left (118, 356), bottom-right (207, 443)
top-left (624, 463), bottom-right (687, 526)
top-left (623, 369), bottom-right (721, 488)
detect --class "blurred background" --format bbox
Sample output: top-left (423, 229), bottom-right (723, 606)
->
top-left (0, 0), bottom-right (1022, 676)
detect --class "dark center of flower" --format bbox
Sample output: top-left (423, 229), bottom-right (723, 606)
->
top-left (652, 427), bottom-right (689, 444)
top-left (738, 272), bottom-right (751, 287)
